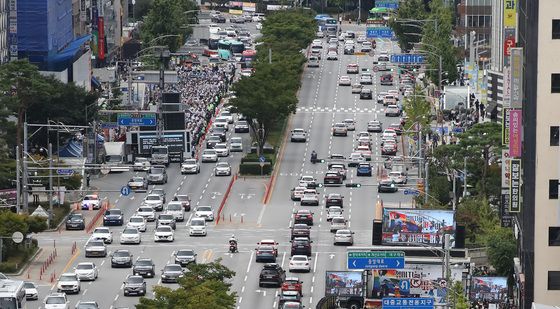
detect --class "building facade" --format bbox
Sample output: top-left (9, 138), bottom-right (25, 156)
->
top-left (518, 0), bottom-right (560, 307)
top-left (0, 0), bottom-right (9, 63)
top-left (456, 0), bottom-right (493, 60)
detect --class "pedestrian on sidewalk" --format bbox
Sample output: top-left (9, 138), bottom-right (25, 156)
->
top-left (480, 103), bottom-right (485, 119)
top-left (475, 99), bottom-right (480, 112)
top-left (86, 173), bottom-right (90, 188)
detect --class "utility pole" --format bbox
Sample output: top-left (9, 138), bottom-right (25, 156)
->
top-left (15, 145), bottom-right (20, 213)
top-left (48, 144), bottom-right (53, 227)
top-left (444, 234), bottom-right (451, 308)
top-left (156, 47), bottom-right (168, 144)
top-left (127, 59), bottom-right (133, 106)
top-left (93, 120), bottom-right (97, 164)
top-left (418, 130), bottom-right (423, 179)
top-left (463, 157), bottom-right (468, 197)
top-left (22, 122), bottom-right (29, 213)
top-left (452, 170), bottom-right (456, 210)
top-left (358, 0), bottom-right (361, 22)
top-left (424, 161), bottom-right (429, 205)
top-left (268, 48), bottom-right (272, 64)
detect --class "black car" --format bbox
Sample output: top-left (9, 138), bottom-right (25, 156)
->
top-left (103, 209), bottom-right (123, 226)
top-left (255, 246), bottom-right (277, 263)
top-left (211, 127), bottom-right (227, 142)
top-left (290, 238), bottom-right (312, 257)
top-left (133, 258), bottom-right (155, 278)
top-left (174, 249), bottom-right (197, 266)
top-left (378, 179), bottom-right (399, 193)
top-left (344, 46), bottom-right (354, 55)
top-left (161, 264), bottom-right (185, 283)
top-left (291, 224), bottom-right (311, 240)
top-left (111, 250), bottom-right (133, 268)
top-left (157, 214), bottom-right (177, 230)
top-left (123, 275), bottom-right (146, 296)
top-left (66, 213), bottom-right (85, 230)
top-left (380, 74), bottom-right (393, 86)
top-left (325, 193), bottom-right (343, 208)
top-left (206, 135), bottom-right (221, 149)
top-left (259, 263), bottom-right (286, 287)
top-left (211, 15), bottom-right (226, 23)
top-left (359, 89), bottom-right (373, 100)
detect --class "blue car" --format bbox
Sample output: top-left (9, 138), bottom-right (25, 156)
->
top-left (356, 163), bottom-right (372, 176)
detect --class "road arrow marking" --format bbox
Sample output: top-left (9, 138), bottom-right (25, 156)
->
top-left (329, 254), bottom-right (335, 259)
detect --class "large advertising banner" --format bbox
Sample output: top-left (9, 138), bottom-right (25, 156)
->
top-left (501, 188), bottom-right (513, 227)
top-left (242, 2), bottom-right (256, 12)
top-left (503, 28), bottom-right (516, 67)
top-left (98, 17), bottom-right (105, 61)
top-left (509, 109), bottom-right (522, 157)
top-left (510, 48), bottom-right (523, 108)
top-left (509, 159), bottom-right (521, 213)
top-left (325, 271), bottom-right (364, 297)
top-left (504, 0), bottom-right (517, 27)
top-left (503, 66), bottom-right (511, 107)
top-left (382, 209), bottom-right (455, 247)
top-left (229, 1), bottom-right (243, 14)
top-left (502, 108), bottom-right (511, 146)
top-left (470, 277), bottom-right (508, 303)
top-left (501, 149), bottom-right (511, 188)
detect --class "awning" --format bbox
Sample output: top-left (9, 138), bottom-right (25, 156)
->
top-left (49, 35), bottom-right (92, 63)
top-left (91, 76), bottom-right (101, 89)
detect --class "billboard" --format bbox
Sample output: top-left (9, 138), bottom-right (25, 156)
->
top-left (503, 28), bottom-right (516, 66)
top-left (504, 0), bottom-right (517, 27)
top-left (502, 66), bottom-right (511, 107)
top-left (509, 109), bottom-right (522, 157)
top-left (510, 48), bottom-right (523, 108)
top-left (501, 189), bottom-right (513, 227)
top-left (325, 271), bottom-right (364, 297)
top-left (382, 209), bottom-right (455, 246)
top-left (470, 277), bottom-right (508, 303)
top-left (502, 108), bottom-right (510, 146)
top-left (242, 2), bottom-right (256, 12)
top-left (509, 159), bottom-right (521, 212)
top-left (501, 149), bottom-right (511, 188)
top-left (229, 1), bottom-right (243, 14)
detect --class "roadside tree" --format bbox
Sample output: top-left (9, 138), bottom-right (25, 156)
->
top-left (388, 0), bottom-right (428, 52)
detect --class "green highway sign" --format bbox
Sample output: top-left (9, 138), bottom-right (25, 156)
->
top-left (348, 251), bottom-right (405, 258)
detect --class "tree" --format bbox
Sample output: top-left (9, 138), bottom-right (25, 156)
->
top-left (402, 85), bottom-right (432, 132)
top-left (133, 0), bottom-right (154, 21)
top-left (486, 227), bottom-right (516, 277)
top-left (141, 0), bottom-right (197, 52)
top-left (388, 0), bottom-right (428, 52)
top-left (0, 60), bottom-right (52, 151)
top-left (137, 259), bottom-right (236, 309)
top-left (456, 197), bottom-right (499, 244)
top-left (449, 281), bottom-right (470, 309)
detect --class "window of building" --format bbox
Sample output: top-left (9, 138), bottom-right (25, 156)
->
top-left (553, 74), bottom-right (560, 93)
top-left (553, 20), bottom-right (560, 39)
top-left (550, 227), bottom-right (560, 246)
top-left (549, 180), bottom-right (558, 199)
top-left (551, 126), bottom-right (560, 146)
top-left (549, 272), bottom-right (560, 290)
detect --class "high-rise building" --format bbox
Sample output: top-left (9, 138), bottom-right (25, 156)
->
top-left (0, 0), bottom-right (9, 63)
top-left (517, 0), bottom-right (560, 308)
top-left (456, 0), bottom-right (492, 60)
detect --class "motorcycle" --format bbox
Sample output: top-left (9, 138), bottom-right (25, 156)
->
top-left (311, 152), bottom-right (317, 164)
top-left (229, 240), bottom-right (238, 253)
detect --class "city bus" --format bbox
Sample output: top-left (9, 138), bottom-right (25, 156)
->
top-left (0, 280), bottom-right (26, 309)
top-left (315, 15), bottom-right (338, 35)
top-left (241, 49), bottom-right (256, 62)
top-left (367, 7), bottom-right (394, 26)
top-left (217, 39), bottom-right (245, 60)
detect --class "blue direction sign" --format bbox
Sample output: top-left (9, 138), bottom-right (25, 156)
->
top-left (56, 169), bottom-right (74, 176)
top-left (366, 27), bottom-right (394, 39)
top-left (382, 297), bottom-right (434, 309)
top-left (259, 155), bottom-right (266, 163)
top-left (390, 54), bottom-right (425, 64)
top-left (120, 186), bottom-right (131, 196)
top-left (404, 189), bottom-right (420, 196)
top-left (347, 251), bottom-right (405, 270)
top-left (117, 113), bottom-right (156, 127)
top-left (399, 279), bottom-right (410, 293)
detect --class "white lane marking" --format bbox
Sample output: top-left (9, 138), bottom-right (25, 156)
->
top-left (246, 251), bottom-right (254, 273)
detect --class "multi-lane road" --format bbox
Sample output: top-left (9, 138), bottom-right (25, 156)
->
top-left (27, 23), bottom-right (418, 309)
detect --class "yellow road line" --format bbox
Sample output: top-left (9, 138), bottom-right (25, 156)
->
top-left (51, 248), bottom-right (80, 289)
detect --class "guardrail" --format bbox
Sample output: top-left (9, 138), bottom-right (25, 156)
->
top-left (85, 199), bottom-right (110, 233)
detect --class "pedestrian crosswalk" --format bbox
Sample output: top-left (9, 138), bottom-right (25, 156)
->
top-left (295, 107), bottom-right (380, 113)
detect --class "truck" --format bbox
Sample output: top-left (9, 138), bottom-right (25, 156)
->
top-left (150, 145), bottom-right (170, 166)
top-left (103, 142), bottom-right (129, 172)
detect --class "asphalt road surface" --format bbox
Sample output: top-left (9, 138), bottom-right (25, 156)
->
top-left (28, 23), bottom-right (418, 309)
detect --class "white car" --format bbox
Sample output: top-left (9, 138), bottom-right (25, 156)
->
top-left (154, 226), bottom-right (175, 242)
top-left (24, 281), bottom-right (39, 300)
top-left (136, 206), bottom-right (156, 222)
top-left (256, 22), bottom-right (262, 30)
top-left (332, 123), bottom-right (348, 136)
top-left (343, 119), bottom-right (356, 131)
top-left (189, 217), bottom-right (207, 236)
top-left (290, 128), bottom-right (307, 142)
top-left (195, 206), bottom-right (215, 221)
top-left (299, 175), bottom-right (317, 188)
top-left (214, 143), bottom-right (230, 157)
top-left (288, 255), bottom-right (311, 272)
top-left (57, 273), bottom-right (80, 294)
top-left (348, 152), bottom-right (365, 167)
top-left (74, 262), bottom-right (98, 281)
top-left (81, 194), bottom-right (100, 210)
top-left (300, 189), bottom-right (319, 206)
top-left (133, 157), bottom-right (151, 171)
top-left (91, 227), bottom-right (113, 244)
top-left (220, 111), bottom-right (234, 123)
top-left (327, 206), bottom-right (343, 221)
top-left (143, 194), bottom-right (164, 211)
top-left (330, 216), bottom-right (348, 232)
top-left (338, 76), bottom-right (351, 86)
top-left (166, 201), bottom-right (185, 221)
top-left (201, 149), bottom-right (219, 162)
top-left (120, 227), bottom-right (141, 244)
top-left (44, 293), bottom-right (68, 309)
top-left (389, 171), bottom-right (408, 184)
top-left (356, 145), bottom-right (372, 161)
top-left (127, 216), bottom-right (147, 232)
top-left (290, 186), bottom-right (306, 201)
top-left (360, 41), bottom-right (372, 52)
top-left (230, 137), bottom-right (243, 152)
top-left (334, 229), bottom-right (355, 245)
top-left (181, 159), bottom-right (200, 174)
top-left (214, 117), bottom-right (229, 130)
top-left (215, 162), bottom-right (232, 176)
top-left (326, 51), bottom-right (338, 60)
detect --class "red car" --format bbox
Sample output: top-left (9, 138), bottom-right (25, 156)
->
top-left (294, 210), bottom-right (314, 226)
top-left (282, 277), bottom-right (303, 296)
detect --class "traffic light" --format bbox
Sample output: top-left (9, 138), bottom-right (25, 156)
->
top-left (345, 183), bottom-right (362, 188)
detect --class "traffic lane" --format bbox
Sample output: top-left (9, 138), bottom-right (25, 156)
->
top-left (217, 177), bottom-right (266, 225)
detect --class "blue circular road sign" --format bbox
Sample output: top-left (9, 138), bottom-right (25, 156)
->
top-left (121, 186), bottom-right (131, 196)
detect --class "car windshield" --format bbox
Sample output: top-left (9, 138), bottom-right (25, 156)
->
top-left (83, 196), bottom-right (96, 201)
top-left (292, 256), bottom-right (307, 261)
top-left (198, 206), bottom-right (212, 212)
top-left (191, 220), bottom-right (205, 226)
top-left (114, 251), bottom-right (129, 257)
top-left (136, 260), bottom-right (152, 266)
top-left (204, 150), bottom-right (216, 155)
top-left (149, 167), bottom-right (164, 174)
top-left (107, 210), bottom-right (121, 215)
top-left (164, 265), bottom-right (182, 272)
top-left (127, 277), bottom-right (144, 284)
top-left (156, 227), bottom-right (172, 232)
top-left (177, 250), bottom-right (194, 256)
top-left (146, 195), bottom-right (160, 201)
top-left (130, 217), bottom-right (143, 223)
top-left (60, 275), bottom-right (76, 281)
top-left (123, 229), bottom-right (137, 234)
top-left (46, 297), bottom-right (66, 304)
top-left (231, 137), bottom-right (242, 143)
top-left (332, 218), bottom-right (345, 224)
top-left (131, 177), bottom-right (143, 182)
top-left (139, 207), bottom-right (152, 212)
top-left (167, 204), bottom-right (182, 211)
top-left (217, 163), bottom-right (229, 167)
top-left (69, 215), bottom-right (82, 221)
top-left (77, 263), bottom-right (93, 270)
top-left (88, 241), bottom-right (103, 247)
top-left (23, 282), bottom-right (35, 289)
top-left (76, 303), bottom-right (98, 309)
top-left (159, 215), bottom-right (174, 220)
top-left (338, 230), bottom-right (352, 235)
top-left (184, 159), bottom-right (196, 165)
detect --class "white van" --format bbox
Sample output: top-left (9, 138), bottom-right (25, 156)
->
top-left (166, 202), bottom-right (184, 222)
top-left (189, 218), bottom-right (207, 236)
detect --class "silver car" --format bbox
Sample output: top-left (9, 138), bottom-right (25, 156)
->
top-left (147, 165), bottom-right (167, 184)
top-left (330, 217), bottom-right (348, 233)
top-left (290, 129), bottom-right (307, 142)
top-left (215, 162), bottom-right (232, 176)
top-left (143, 194), bottom-right (164, 211)
top-left (230, 137), bottom-right (243, 152)
top-left (334, 229), bottom-right (354, 245)
top-left (181, 159), bottom-right (200, 174)
top-left (332, 123), bottom-right (348, 136)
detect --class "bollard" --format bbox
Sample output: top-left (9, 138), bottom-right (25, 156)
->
top-left (229, 214), bottom-right (231, 222)
top-left (241, 215), bottom-right (244, 223)
top-left (54, 248), bottom-right (57, 257)
top-left (27, 271), bottom-right (30, 279)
